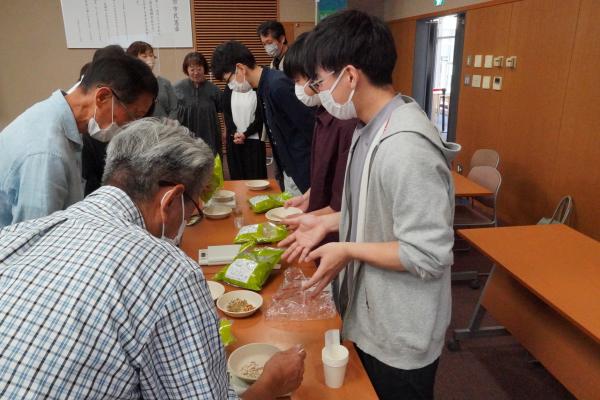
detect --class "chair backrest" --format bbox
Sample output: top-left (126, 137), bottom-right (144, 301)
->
top-left (539, 195), bottom-right (573, 225)
top-left (468, 166), bottom-right (502, 222)
top-left (470, 149), bottom-right (500, 169)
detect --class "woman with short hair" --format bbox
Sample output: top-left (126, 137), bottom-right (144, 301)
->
top-left (173, 52), bottom-right (222, 156)
top-left (126, 41), bottom-right (178, 120)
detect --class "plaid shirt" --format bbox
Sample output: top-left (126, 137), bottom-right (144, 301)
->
top-left (0, 186), bottom-right (237, 399)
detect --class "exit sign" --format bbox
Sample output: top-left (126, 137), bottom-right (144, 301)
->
top-left (434, 0), bottom-right (446, 5)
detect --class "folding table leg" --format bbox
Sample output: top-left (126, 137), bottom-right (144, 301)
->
top-left (447, 264), bottom-right (510, 351)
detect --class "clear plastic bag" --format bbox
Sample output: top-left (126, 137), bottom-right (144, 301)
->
top-left (265, 267), bottom-right (337, 321)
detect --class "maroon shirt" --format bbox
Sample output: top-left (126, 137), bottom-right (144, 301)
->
top-left (307, 108), bottom-right (356, 245)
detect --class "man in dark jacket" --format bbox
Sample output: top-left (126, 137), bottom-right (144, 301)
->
top-left (212, 41), bottom-right (314, 195)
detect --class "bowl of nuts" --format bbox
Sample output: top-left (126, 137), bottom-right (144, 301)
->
top-left (216, 290), bottom-right (263, 318)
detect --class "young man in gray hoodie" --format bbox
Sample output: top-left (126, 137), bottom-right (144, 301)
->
top-left (279, 10), bottom-right (461, 400)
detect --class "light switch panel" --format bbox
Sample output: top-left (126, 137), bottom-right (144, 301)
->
top-left (505, 56), bottom-right (517, 68)
top-left (466, 55), bottom-right (473, 66)
top-left (484, 55), bottom-right (493, 68)
top-left (493, 56), bottom-right (504, 67)
top-left (474, 55), bottom-right (482, 68)
top-left (471, 74), bottom-right (482, 88)
top-left (464, 74), bottom-right (472, 85)
top-left (482, 76), bottom-right (491, 89)
top-left (493, 76), bottom-right (503, 90)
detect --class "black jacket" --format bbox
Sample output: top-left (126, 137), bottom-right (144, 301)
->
top-left (257, 68), bottom-right (314, 193)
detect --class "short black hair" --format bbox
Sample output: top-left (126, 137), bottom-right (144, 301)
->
top-left (126, 41), bottom-right (154, 57)
top-left (79, 62), bottom-right (91, 79)
top-left (304, 10), bottom-right (396, 87)
top-left (283, 32), bottom-right (310, 79)
top-left (80, 56), bottom-right (158, 105)
top-left (182, 52), bottom-right (209, 75)
top-left (92, 44), bottom-right (125, 63)
top-left (257, 20), bottom-right (287, 44)
top-left (211, 41), bottom-right (257, 81)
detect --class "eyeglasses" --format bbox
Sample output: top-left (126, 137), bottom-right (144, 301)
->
top-left (158, 181), bottom-right (205, 226)
top-left (97, 85), bottom-right (137, 121)
top-left (307, 71), bottom-right (335, 94)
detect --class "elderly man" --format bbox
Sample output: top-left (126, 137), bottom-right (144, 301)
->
top-left (0, 119), bottom-right (305, 399)
top-left (0, 55), bottom-right (157, 228)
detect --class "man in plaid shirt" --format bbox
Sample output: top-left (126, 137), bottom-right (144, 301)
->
top-left (0, 119), bottom-right (305, 399)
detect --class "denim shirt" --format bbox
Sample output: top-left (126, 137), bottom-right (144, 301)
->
top-left (0, 90), bottom-right (84, 227)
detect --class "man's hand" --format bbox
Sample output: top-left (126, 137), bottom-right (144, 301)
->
top-left (303, 242), bottom-right (352, 295)
top-left (233, 132), bottom-right (246, 144)
top-left (243, 345), bottom-right (306, 399)
top-left (278, 214), bottom-right (328, 263)
top-left (284, 194), bottom-right (309, 212)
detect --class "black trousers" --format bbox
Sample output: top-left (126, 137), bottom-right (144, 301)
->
top-left (226, 137), bottom-right (267, 180)
top-left (356, 345), bottom-right (440, 400)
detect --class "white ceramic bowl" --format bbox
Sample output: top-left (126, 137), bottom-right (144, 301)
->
top-left (207, 280), bottom-right (225, 301)
top-left (265, 207), bottom-right (303, 224)
top-left (228, 343), bottom-right (280, 383)
top-left (212, 189), bottom-right (235, 202)
top-left (204, 205), bottom-right (232, 219)
top-left (245, 180), bottom-right (270, 191)
top-left (217, 290), bottom-right (263, 318)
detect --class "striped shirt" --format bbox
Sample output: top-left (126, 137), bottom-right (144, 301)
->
top-left (0, 186), bottom-right (237, 399)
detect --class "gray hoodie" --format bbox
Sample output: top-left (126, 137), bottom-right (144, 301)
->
top-left (337, 96), bottom-right (461, 370)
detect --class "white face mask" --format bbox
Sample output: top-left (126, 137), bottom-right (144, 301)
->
top-left (318, 68), bottom-right (357, 120)
top-left (264, 43), bottom-right (280, 58)
top-left (228, 68), bottom-right (252, 93)
top-left (295, 82), bottom-right (321, 107)
top-left (87, 97), bottom-right (122, 142)
top-left (160, 191), bottom-right (186, 246)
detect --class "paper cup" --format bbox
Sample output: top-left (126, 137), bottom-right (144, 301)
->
top-left (322, 345), bottom-right (349, 389)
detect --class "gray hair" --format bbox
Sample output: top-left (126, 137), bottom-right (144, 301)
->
top-left (102, 118), bottom-right (214, 201)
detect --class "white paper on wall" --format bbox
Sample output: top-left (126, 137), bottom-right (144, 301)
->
top-left (60, 0), bottom-right (192, 48)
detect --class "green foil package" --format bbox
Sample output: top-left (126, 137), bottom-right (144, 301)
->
top-left (248, 192), bottom-right (293, 213)
top-left (200, 154), bottom-right (224, 202)
top-left (233, 222), bottom-right (288, 244)
top-left (219, 319), bottom-right (236, 347)
top-left (214, 245), bottom-right (285, 291)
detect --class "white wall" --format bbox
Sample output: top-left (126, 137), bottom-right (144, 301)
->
top-left (384, 0), bottom-right (490, 21)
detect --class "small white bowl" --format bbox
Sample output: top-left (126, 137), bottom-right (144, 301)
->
top-left (245, 180), bottom-right (270, 191)
top-left (212, 189), bottom-right (235, 202)
top-left (265, 207), bottom-right (303, 224)
top-left (217, 290), bottom-right (263, 318)
top-left (204, 205), bottom-right (232, 219)
top-left (228, 343), bottom-right (280, 383)
top-left (207, 280), bottom-right (225, 301)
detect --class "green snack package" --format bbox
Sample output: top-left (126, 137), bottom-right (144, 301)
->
top-left (233, 222), bottom-right (288, 244)
top-left (248, 192), bottom-right (293, 213)
top-left (219, 319), bottom-right (236, 347)
top-left (201, 154), bottom-right (224, 202)
top-left (214, 245), bottom-right (285, 291)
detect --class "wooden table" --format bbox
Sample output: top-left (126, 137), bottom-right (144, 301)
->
top-left (452, 224), bottom-right (600, 400)
top-left (452, 171), bottom-right (493, 197)
top-left (180, 180), bottom-right (377, 399)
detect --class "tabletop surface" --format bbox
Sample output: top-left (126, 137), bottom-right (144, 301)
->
top-left (458, 224), bottom-right (600, 342)
top-left (180, 180), bottom-right (377, 399)
top-left (452, 171), bottom-right (493, 197)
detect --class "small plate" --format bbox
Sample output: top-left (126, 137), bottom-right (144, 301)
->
top-left (204, 205), bottom-right (232, 219)
top-left (217, 290), bottom-right (263, 318)
top-left (212, 189), bottom-right (235, 202)
top-left (245, 180), bottom-right (270, 191)
top-left (266, 207), bottom-right (303, 224)
top-left (207, 280), bottom-right (225, 301)
top-left (228, 343), bottom-right (280, 383)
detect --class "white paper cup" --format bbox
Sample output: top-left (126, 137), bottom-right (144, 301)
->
top-left (322, 345), bottom-right (349, 389)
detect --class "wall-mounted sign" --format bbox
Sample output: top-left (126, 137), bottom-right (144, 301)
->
top-left (434, 0), bottom-right (446, 6)
top-left (60, 0), bottom-right (193, 48)
top-left (317, 0), bottom-right (347, 22)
